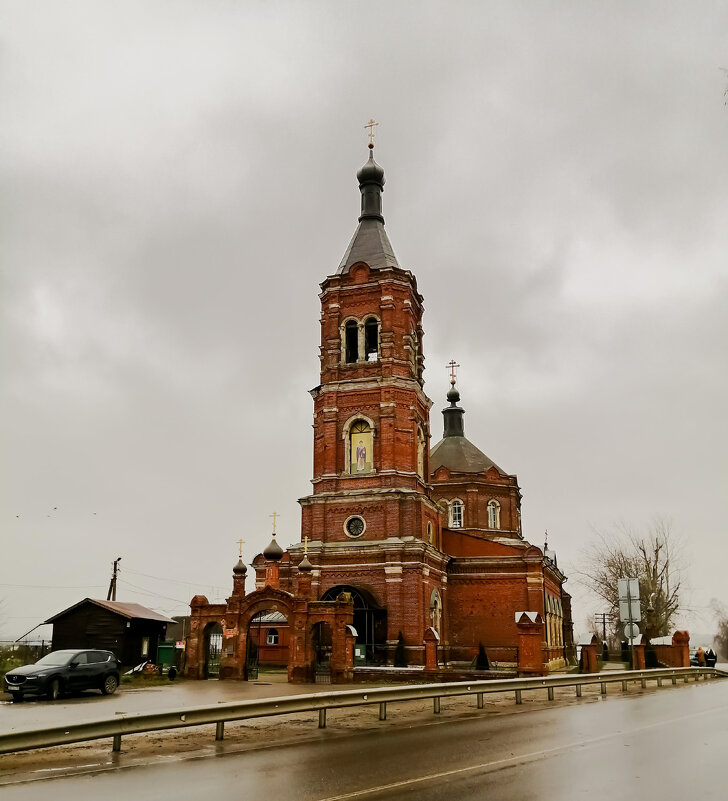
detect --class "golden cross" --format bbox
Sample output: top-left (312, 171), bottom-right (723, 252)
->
top-left (364, 118), bottom-right (379, 147)
top-left (304, 535), bottom-right (309, 556)
top-left (269, 511), bottom-right (280, 534)
top-left (446, 359), bottom-right (460, 386)
top-left (237, 538), bottom-right (245, 558)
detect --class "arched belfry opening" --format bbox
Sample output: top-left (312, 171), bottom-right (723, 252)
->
top-left (344, 320), bottom-right (358, 363)
top-left (364, 317), bottom-right (379, 361)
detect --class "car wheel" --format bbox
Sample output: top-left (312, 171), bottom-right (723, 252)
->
top-left (47, 678), bottom-right (61, 701)
top-left (102, 674), bottom-right (118, 695)
top-left (10, 692), bottom-right (23, 703)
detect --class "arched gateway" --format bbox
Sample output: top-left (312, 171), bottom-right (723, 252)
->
top-left (185, 547), bottom-right (356, 683)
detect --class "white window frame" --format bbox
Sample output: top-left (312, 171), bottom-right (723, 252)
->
top-left (450, 500), bottom-right (464, 528)
top-left (487, 499), bottom-right (501, 529)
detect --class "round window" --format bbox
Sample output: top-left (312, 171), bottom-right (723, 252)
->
top-left (345, 516), bottom-right (366, 538)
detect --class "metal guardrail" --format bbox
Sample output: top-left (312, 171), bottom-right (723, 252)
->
top-left (1, 666), bottom-right (725, 755)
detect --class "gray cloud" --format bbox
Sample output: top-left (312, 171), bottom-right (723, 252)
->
top-left (2, 1), bottom-right (726, 639)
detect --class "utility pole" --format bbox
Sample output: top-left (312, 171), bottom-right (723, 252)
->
top-left (106, 557), bottom-right (122, 601)
top-left (594, 612), bottom-right (610, 641)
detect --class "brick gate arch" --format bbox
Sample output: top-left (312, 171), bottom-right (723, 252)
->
top-left (186, 585), bottom-right (355, 683)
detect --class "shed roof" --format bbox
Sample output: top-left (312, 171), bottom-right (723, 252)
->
top-left (46, 598), bottom-right (176, 624)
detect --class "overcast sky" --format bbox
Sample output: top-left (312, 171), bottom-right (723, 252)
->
top-left (2, 1), bottom-right (727, 643)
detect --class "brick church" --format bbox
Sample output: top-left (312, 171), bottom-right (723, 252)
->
top-left (186, 141), bottom-right (573, 680)
top-left (251, 142), bottom-right (572, 670)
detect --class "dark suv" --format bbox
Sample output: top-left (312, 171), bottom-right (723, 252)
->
top-left (4, 649), bottom-right (121, 701)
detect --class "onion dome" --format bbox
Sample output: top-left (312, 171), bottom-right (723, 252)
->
top-left (263, 533), bottom-right (283, 562)
top-left (233, 558), bottom-right (247, 576)
top-left (356, 149), bottom-right (385, 188)
top-left (297, 554), bottom-right (313, 572)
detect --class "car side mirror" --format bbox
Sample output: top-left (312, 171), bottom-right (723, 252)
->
top-left (69, 661), bottom-right (78, 669)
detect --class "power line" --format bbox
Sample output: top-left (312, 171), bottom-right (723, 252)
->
top-left (123, 567), bottom-right (227, 594)
top-left (0, 583), bottom-right (106, 589)
top-left (116, 578), bottom-right (188, 605)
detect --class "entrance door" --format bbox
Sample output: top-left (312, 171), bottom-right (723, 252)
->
top-left (204, 623), bottom-right (223, 679)
top-left (312, 622), bottom-right (333, 684)
top-left (320, 586), bottom-right (386, 664)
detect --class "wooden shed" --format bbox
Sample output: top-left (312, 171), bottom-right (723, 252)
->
top-left (46, 599), bottom-right (175, 667)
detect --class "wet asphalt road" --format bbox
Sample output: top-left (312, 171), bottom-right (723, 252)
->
top-left (1, 678), bottom-right (726, 800)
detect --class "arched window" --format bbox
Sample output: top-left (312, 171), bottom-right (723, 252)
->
top-left (487, 499), bottom-right (500, 529)
top-left (450, 500), bottom-right (464, 528)
top-left (350, 420), bottom-right (373, 473)
top-left (344, 320), bottom-right (359, 364)
top-left (427, 522), bottom-right (433, 544)
top-left (364, 317), bottom-right (379, 362)
top-left (266, 628), bottom-right (279, 646)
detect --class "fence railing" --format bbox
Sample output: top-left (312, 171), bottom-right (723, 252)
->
top-left (1, 666), bottom-right (725, 756)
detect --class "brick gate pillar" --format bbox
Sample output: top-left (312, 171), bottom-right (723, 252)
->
top-left (516, 612), bottom-right (546, 676)
top-left (424, 627), bottom-right (439, 672)
top-left (632, 643), bottom-right (646, 670)
top-left (671, 630), bottom-right (690, 668)
top-left (580, 635), bottom-right (599, 673)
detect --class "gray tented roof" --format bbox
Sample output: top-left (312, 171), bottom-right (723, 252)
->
top-left (337, 218), bottom-right (400, 274)
top-left (430, 435), bottom-right (504, 475)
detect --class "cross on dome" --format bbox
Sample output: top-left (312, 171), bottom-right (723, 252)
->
top-left (237, 538), bottom-right (245, 558)
top-left (364, 118), bottom-right (379, 149)
top-left (269, 511), bottom-right (280, 534)
top-left (446, 360), bottom-right (460, 387)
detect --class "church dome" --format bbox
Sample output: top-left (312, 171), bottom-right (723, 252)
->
top-left (430, 435), bottom-right (503, 474)
top-left (430, 382), bottom-right (505, 475)
top-left (233, 558), bottom-right (247, 575)
top-left (297, 554), bottom-right (313, 572)
top-left (263, 534), bottom-right (284, 562)
top-left (357, 150), bottom-right (385, 186)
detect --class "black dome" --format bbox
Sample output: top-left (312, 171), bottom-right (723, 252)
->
top-left (263, 535), bottom-right (283, 562)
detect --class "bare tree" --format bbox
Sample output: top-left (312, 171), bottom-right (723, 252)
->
top-left (711, 599), bottom-right (728, 659)
top-left (576, 519), bottom-right (684, 643)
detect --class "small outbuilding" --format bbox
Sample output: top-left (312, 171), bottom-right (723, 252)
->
top-left (46, 598), bottom-right (175, 667)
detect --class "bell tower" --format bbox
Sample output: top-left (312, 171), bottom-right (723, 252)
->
top-left (305, 142), bottom-right (434, 514)
top-left (295, 139), bottom-right (448, 659)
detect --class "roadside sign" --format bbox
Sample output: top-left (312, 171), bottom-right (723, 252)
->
top-left (624, 623), bottom-right (640, 640)
top-left (619, 599), bottom-right (642, 623)
top-left (618, 578), bottom-right (640, 600)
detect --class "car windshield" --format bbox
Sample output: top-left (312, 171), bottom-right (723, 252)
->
top-left (34, 651), bottom-right (77, 666)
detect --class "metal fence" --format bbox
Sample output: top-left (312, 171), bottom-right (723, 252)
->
top-left (1, 666), bottom-right (725, 756)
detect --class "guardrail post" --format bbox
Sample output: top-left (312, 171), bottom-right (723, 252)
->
top-left (215, 722), bottom-right (225, 741)
top-left (684, 675), bottom-right (689, 683)
top-left (112, 734), bottom-right (122, 752)
top-left (547, 687), bottom-right (554, 701)
top-left (621, 681), bottom-right (627, 692)
top-left (671, 675), bottom-right (677, 685)
top-left (640, 677), bottom-right (647, 689)
top-left (477, 692), bottom-right (484, 709)
top-left (600, 682), bottom-right (607, 695)
top-left (575, 684), bottom-right (582, 697)
top-left (379, 702), bottom-right (387, 721)
top-left (433, 697), bottom-right (441, 714)
top-left (657, 677), bottom-right (663, 687)
top-left (515, 690), bottom-right (522, 705)
top-left (318, 709), bottom-right (327, 729)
